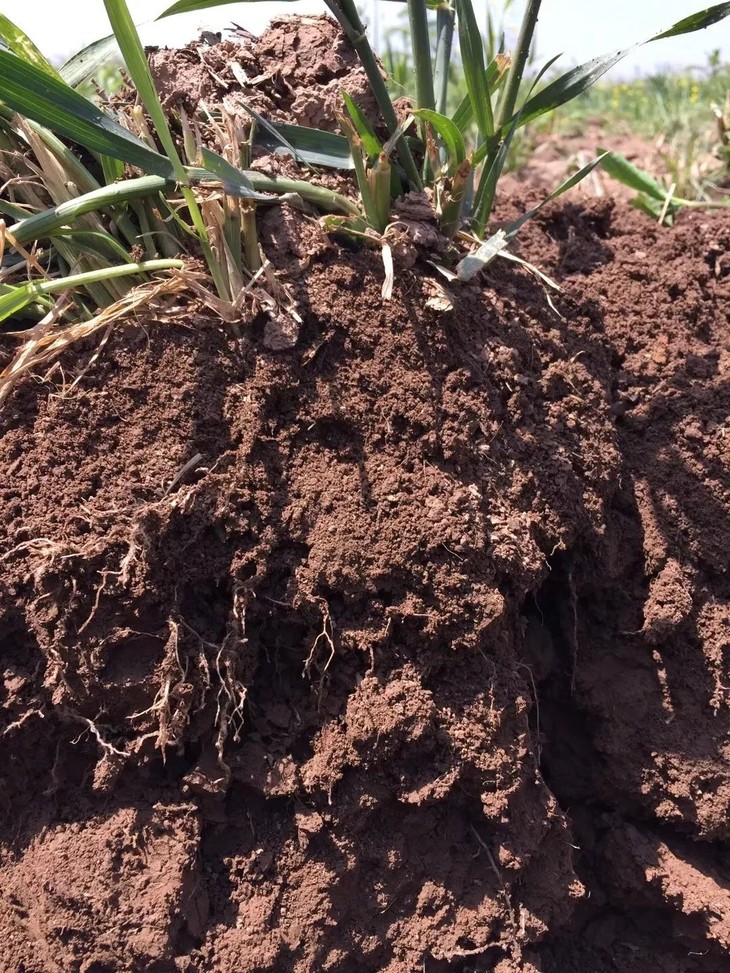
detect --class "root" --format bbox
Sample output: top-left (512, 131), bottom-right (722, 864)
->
top-left (67, 711), bottom-right (128, 759)
top-left (128, 619), bottom-right (189, 758)
top-left (128, 595), bottom-right (249, 769)
top-left (303, 597), bottom-right (336, 680)
top-left (214, 585), bottom-right (248, 761)
top-left (77, 568), bottom-right (121, 634)
top-left (1, 707), bottom-right (45, 739)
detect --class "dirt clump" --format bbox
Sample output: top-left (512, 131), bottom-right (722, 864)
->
top-left (148, 16), bottom-right (380, 130)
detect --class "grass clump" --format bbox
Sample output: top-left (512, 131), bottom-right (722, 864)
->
top-left (0, 0), bottom-right (729, 344)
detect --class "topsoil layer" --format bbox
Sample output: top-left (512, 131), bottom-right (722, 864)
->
top-left (2, 17), bottom-right (730, 973)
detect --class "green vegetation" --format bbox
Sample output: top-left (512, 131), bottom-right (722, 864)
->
top-left (0, 0), bottom-right (729, 352)
top-left (553, 52), bottom-right (730, 202)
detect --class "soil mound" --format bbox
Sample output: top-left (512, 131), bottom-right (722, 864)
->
top-left (2, 197), bottom-right (729, 973)
top-left (1, 16), bottom-right (729, 973)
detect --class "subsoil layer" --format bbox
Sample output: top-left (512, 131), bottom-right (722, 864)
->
top-left (2, 18), bottom-right (730, 973)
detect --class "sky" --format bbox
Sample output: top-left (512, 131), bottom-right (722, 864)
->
top-left (4, 0), bottom-right (729, 76)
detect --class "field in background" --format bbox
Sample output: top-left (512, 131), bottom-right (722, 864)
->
top-left (383, 17), bottom-right (730, 202)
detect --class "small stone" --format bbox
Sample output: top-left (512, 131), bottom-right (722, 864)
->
top-left (263, 313), bottom-right (300, 351)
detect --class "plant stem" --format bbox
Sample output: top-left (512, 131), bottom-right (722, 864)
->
top-left (9, 175), bottom-right (174, 247)
top-left (241, 204), bottom-right (261, 272)
top-left (495, 0), bottom-right (542, 131)
top-left (440, 157), bottom-right (470, 237)
top-left (434, 6), bottom-right (456, 115)
top-left (244, 173), bottom-right (361, 216)
top-left (0, 258), bottom-right (183, 321)
top-left (324, 0), bottom-right (423, 190)
top-left (408, 0), bottom-right (435, 112)
top-left (367, 152), bottom-right (392, 233)
top-left (471, 0), bottom-right (542, 236)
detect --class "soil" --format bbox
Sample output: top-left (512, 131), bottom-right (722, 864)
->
top-left (2, 16), bottom-right (730, 973)
top-left (147, 15), bottom-right (380, 132)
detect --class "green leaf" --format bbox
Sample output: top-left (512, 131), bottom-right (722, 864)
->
top-left (456, 229), bottom-right (508, 280)
top-left (455, 0), bottom-right (494, 138)
top-left (503, 154), bottom-right (608, 241)
top-left (0, 14), bottom-right (58, 77)
top-left (0, 259), bottom-right (183, 323)
top-left (651, 1), bottom-right (730, 39)
top-left (9, 175), bottom-right (172, 247)
top-left (102, 0), bottom-right (230, 299)
top-left (451, 56), bottom-right (507, 132)
top-left (472, 52), bottom-right (562, 168)
top-left (237, 94), bottom-right (354, 171)
top-left (157, 0), bottom-right (297, 18)
top-left (254, 121), bottom-right (354, 170)
top-left (413, 109), bottom-right (466, 173)
top-left (512, 49), bottom-right (629, 128)
top-left (0, 49), bottom-right (174, 176)
top-left (597, 148), bottom-right (667, 201)
top-left (472, 111), bottom-right (522, 230)
top-left (102, 0), bottom-right (186, 182)
top-left (510, 4), bottom-right (730, 131)
top-left (52, 230), bottom-right (135, 264)
top-left (630, 195), bottom-right (672, 221)
top-left (342, 90), bottom-right (381, 160)
top-left (198, 148), bottom-right (275, 199)
top-left (61, 33), bottom-right (121, 88)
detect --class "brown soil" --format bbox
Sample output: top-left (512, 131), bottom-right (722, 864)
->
top-left (2, 17), bottom-right (730, 973)
top-left (148, 15), bottom-right (380, 132)
top-left (507, 124), bottom-right (670, 204)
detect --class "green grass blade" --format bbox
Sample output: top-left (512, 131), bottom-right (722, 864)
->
top-left (455, 0), bottom-right (494, 139)
top-left (102, 0), bottom-right (186, 182)
top-left (253, 120), bottom-right (354, 170)
top-left (512, 50), bottom-right (631, 128)
top-left (457, 154), bottom-right (609, 280)
top-left (434, 7), bottom-right (455, 115)
top-left (234, 95), bottom-right (309, 168)
top-left (509, 4), bottom-right (730, 132)
top-left (503, 154), bottom-right (609, 240)
top-left (413, 109), bottom-right (466, 173)
top-left (597, 148), bottom-right (668, 201)
top-left (241, 173), bottom-right (360, 216)
top-left (0, 49), bottom-right (173, 176)
top-left (0, 14), bottom-right (59, 77)
top-left (9, 175), bottom-right (171, 247)
top-left (339, 117), bottom-right (379, 228)
top-left (651, 2), bottom-right (730, 39)
top-left (342, 91), bottom-right (382, 160)
top-left (0, 259), bottom-right (183, 323)
top-left (495, 0), bottom-right (542, 129)
top-left (61, 33), bottom-right (121, 88)
top-left (103, 0), bottom-right (229, 298)
top-left (198, 148), bottom-right (276, 199)
top-left (472, 113), bottom-right (522, 231)
top-left (323, 0), bottom-right (422, 188)
top-left (407, 0), bottom-right (435, 112)
top-left (451, 56), bottom-right (509, 132)
top-left (52, 230), bottom-right (136, 264)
